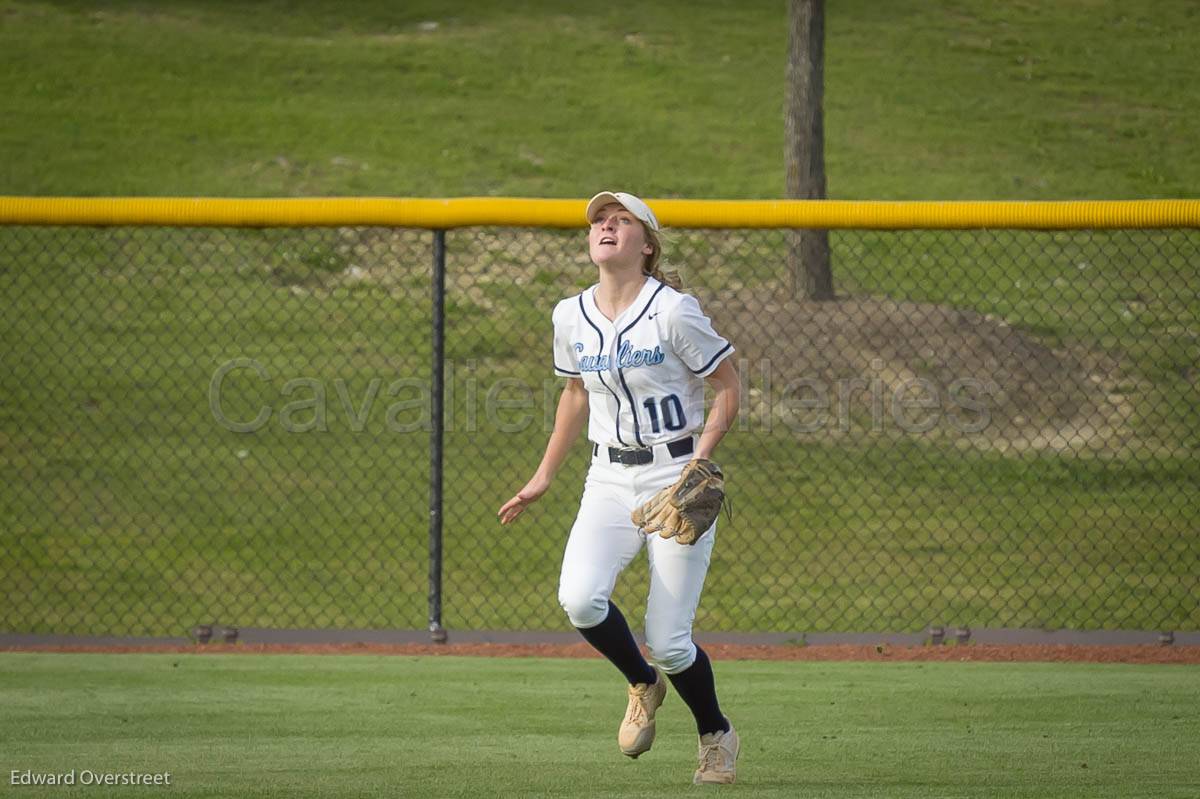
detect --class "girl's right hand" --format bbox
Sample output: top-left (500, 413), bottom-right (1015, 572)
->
top-left (497, 474), bottom-right (552, 525)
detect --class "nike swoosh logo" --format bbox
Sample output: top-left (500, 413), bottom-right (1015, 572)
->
top-left (648, 312), bottom-right (659, 320)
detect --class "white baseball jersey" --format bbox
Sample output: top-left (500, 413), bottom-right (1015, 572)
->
top-left (552, 277), bottom-right (734, 448)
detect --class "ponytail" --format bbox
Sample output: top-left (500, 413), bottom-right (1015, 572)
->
top-left (641, 225), bottom-right (684, 291)
top-left (649, 264), bottom-right (684, 291)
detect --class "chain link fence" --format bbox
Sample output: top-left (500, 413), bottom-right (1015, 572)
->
top-left (2, 222), bottom-right (1197, 637)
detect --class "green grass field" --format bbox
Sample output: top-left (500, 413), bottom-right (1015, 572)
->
top-left (2, 1), bottom-right (1198, 638)
top-left (1, 653), bottom-right (1197, 798)
top-left (1, 0), bottom-right (1197, 199)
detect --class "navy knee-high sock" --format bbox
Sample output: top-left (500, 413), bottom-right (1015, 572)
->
top-left (575, 601), bottom-right (657, 686)
top-left (666, 644), bottom-right (729, 736)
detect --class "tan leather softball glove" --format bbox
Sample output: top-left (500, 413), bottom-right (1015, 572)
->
top-left (631, 458), bottom-right (726, 545)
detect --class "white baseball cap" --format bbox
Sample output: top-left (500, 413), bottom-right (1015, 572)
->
top-left (585, 191), bottom-right (660, 232)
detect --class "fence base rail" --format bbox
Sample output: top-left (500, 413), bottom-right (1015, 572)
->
top-left (2, 628), bottom-right (1196, 650)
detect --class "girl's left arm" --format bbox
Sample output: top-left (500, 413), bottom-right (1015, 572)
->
top-left (695, 357), bottom-right (740, 460)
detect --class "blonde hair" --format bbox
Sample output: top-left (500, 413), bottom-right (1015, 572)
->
top-left (641, 224), bottom-right (684, 291)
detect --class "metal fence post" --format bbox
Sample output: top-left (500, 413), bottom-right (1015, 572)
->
top-left (429, 229), bottom-right (448, 643)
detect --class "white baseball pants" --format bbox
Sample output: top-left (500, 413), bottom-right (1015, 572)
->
top-left (557, 439), bottom-right (717, 675)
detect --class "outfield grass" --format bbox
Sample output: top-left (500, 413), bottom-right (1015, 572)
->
top-left (1, 653), bottom-right (1197, 798)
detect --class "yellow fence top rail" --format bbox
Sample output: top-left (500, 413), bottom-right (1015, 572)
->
top-left (2, 196), bottom-right (1199, 229)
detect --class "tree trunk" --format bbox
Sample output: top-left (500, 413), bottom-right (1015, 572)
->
top-left (785, 0), bottom-right (834, 300)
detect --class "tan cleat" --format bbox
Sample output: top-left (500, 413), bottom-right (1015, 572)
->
top-left (618, 669), bottom-right (667, 758)
top-left (693, 723), bottom-right (739, 784)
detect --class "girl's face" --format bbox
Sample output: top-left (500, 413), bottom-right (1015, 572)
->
top-left (588, 202), bottom-right (652, 270)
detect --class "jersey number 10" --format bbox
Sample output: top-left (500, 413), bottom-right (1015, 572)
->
top-left (642, 394), bottom-right (686, 433)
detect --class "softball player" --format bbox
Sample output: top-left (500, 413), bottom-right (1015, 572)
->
top-left (498, 191), bottom-right (742, 785)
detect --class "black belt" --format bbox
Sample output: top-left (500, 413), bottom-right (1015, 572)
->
top-left (592, 436), bottom-right (694, 466)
